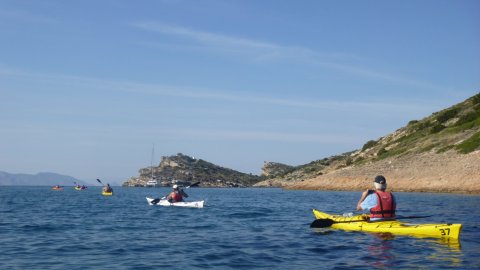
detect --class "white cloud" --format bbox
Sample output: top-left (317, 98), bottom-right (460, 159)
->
top-left (0, 9), bottom-right (56, 24)
top-left (0, 65), bottom-right (437, 114)
top-left (131, 21), bottom-right (444, 90)
top-left (132, 21), bottom-right (277, 50)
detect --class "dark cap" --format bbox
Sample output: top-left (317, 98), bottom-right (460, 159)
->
top-left (374, 175), bottom-right (386, 184)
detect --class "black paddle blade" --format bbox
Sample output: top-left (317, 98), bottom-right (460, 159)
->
top-left (96, 179), bottom-right (103, 184)
top-left (150, 198), bottom-right (160, 205)
top-left (187, 181), bottom-right (200, 188)
top-left (310, 219), bottom-right (335, 228)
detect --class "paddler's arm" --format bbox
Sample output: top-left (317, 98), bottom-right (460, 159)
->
top-left (356, 189), bottom-right (373, 211)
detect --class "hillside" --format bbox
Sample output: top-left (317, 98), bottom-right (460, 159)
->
top-left (255, 92), bottom-right (480, 193)
top-left (0, 171), bottom-right (88, 186)
top-left (122, 153), bottom-right (263, 187)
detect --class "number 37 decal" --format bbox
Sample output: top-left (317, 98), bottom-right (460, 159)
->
top-left (439, 228), bottom-right (450, 236)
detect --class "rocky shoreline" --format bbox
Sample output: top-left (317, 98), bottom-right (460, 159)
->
top-left (256, 150), bottom-right (480, 194)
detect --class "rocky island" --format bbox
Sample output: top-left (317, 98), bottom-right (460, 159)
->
top-left (122, 153), bottom-right (263, 187)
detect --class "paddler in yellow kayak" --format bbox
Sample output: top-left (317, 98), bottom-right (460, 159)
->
top-left (356, 175), bottom-right (396, 221)
top-left (102, 183), bottom-right (113, 193)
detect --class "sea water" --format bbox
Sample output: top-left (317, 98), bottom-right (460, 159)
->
top-left (0, 186), bottom-right (479, 269)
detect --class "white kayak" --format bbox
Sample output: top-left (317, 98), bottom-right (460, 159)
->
top-left (146, 197), bottom-right (205, 208)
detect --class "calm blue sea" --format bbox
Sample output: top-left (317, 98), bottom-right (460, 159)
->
top-left (1, 186), bottom-right (479, 269)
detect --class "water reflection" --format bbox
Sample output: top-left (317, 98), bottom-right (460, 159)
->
top-left (436, 237), bottom-right (462, 250)
top-left (365, 233), bottom-right (463, 268)
top-left (423, 238), bottom-right (463, 267)
top-left (310, 228), bottom-right (336, 236)
top-left (372, 232), bottom-right (396, 241)
top-left (367, 233), bottom-right (396, 269)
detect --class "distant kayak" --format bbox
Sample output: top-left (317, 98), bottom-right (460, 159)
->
top-left (52, 187), bottom-right (63, 190)
top-left (74, 186), bottom-right (87, 190)
top-left (102, 191), bottom-right (113, 196)
top-left (312, 209), bottom-right (462, 239)
top-left (146, 197), bottom-right (204, 208)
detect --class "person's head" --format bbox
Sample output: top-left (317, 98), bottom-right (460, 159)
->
top-left (173, 184), bottom-right (179, 190)
top-left (373, 175), bottom-right (387, 190)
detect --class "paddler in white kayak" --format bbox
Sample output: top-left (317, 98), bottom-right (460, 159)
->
top-left (356, 175), bottom-right (396, 221)
top-left (166, 184), bottom-right (188, 203)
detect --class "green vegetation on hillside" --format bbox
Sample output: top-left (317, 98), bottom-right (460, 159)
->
top-left (456, 131), bottom-right (480, 153)
top-left (362, 140), bottom-right (378, 151)
top-left (372, 92), bottom-right (480, 160)
top-left (265, 92), bottom-right (480, 182)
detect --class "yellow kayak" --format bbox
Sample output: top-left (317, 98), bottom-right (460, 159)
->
top-left (102, 191), bottom-right (113, 196)
top-left (312, 209), bottom-right (462, 239)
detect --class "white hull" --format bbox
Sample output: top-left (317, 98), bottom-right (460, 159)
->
top-left (146, 197), bottom-right (204, 208)
top-left (146, 180), bottom-right (157, 187)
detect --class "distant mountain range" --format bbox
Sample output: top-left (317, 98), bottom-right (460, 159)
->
top-left (0, 171), bottom-right (90, 186)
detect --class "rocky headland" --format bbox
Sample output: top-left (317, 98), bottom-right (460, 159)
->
top-left (255, 93), bottom-right (480, 194)
top-left (256, 150), bottom-right (480, 193)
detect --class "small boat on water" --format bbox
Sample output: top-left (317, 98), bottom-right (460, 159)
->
top-left (146, 197), bottom-right (204, 208)
top-left (311, 209), bottom-right (462, 239)
top-left (146, 179), bottom-right (158, 187)
top-left (74, 185), bottom-right (87, 190)
top-left (102, 191), bottom-right (113, 196)
top-left (145, 146), bottom-right (158, 187)
top-left (97, 179), bottom-right (113, 196)
top-left (52, 185), bottom-right (63, 190)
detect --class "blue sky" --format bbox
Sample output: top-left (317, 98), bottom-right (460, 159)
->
top-left (1, 0), bottom-right (479, 184)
